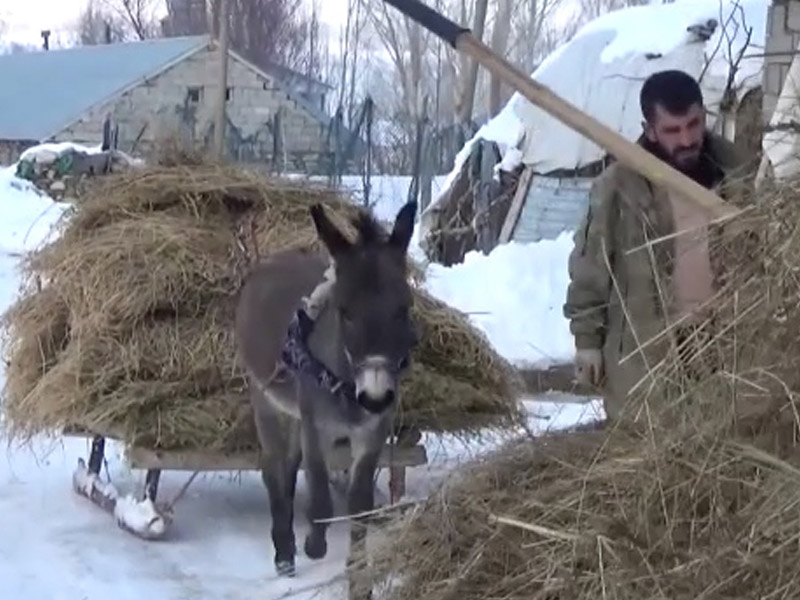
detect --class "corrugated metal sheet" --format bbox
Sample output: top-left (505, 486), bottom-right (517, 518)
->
top-left (0, 36), bottom-right (209, 141)
top-left (511, 176), bottom-right (593, 243)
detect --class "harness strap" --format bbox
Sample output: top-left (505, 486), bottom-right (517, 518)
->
top-left (280, 308), bottom-right (356, 404)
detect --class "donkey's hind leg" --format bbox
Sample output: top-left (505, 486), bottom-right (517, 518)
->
top-left (253, 392), bottom-right (303, 577)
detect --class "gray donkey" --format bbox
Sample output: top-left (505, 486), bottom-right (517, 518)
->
top-left (234, 200), bottom-right (419, 578)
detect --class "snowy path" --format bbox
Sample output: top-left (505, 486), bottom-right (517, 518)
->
top-left (0, 397), bottom-right (602, 600)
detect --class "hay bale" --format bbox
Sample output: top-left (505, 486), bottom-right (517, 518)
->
top-left (1, 163), bottom-right (523, 450)
top-left (356, 421), bottom-right (800, 600)
top-left (349, 179), bottom-right (800, 599)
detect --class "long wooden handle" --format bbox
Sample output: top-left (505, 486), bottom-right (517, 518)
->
top-left (381, 0), bottom-right (740, 221)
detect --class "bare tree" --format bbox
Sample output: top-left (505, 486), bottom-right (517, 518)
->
top-left (165, 0), bottom-right (313, 73)
top-left (458, 0), bottom-right (488, 130)
top-left (362, 0), bottom-right (435, 122)
top-left (101, 0), bottom-right (161, 40)
top-left (77, 0), bottom-right (128, 45)
top-left (505, 0), bottom-right (567, 75)
top-left (488, 0), bottom-right (513, 117)
top-left (578, 0), bottom-right (649, 22)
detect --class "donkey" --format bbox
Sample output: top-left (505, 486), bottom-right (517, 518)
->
top-left (234, 200), bottom-right (419, 578)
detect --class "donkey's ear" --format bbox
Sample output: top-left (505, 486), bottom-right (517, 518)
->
top-left (310, 203), bottom-right (351, 258)
top-left (388, 201), bottom-right (417, 253)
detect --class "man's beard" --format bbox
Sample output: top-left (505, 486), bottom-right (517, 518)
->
top-left (641, 134), bottom-right (722, 189)
top-left (670, 145), bottom-right (702, 170)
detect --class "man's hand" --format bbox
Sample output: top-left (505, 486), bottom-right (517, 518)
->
top-left (575, 348), bottom-right (603, 386)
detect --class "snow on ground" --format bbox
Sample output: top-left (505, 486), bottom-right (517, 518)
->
top-left (423, 234), bottom-right (575, 369)
top-left (335, 175), bottom-right (451, 224)
top-left (0, 159), bottom-right (601, 598)
top-left (0, 165), bottom-right (68, 256)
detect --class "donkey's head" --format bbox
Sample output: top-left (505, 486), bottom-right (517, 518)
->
top-left (309, 201), bottom-right (418, 414)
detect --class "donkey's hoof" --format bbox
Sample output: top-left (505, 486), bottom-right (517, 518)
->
top-left (304, 533), bottom-right (328, 560)
top-left (275, 559), bottom-right (296, 578)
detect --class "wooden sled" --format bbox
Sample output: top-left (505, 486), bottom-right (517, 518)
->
top-left (63, 426), bottom-right (428, 541)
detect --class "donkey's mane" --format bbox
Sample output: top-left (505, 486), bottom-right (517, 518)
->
top-left (350, 210), bottom-right (389, 247)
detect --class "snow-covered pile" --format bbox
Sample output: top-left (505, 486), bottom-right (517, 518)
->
top-left (426, 0), bottom-right (768, 223)
top-left (15, 141), bottom-right (143, 201)
top-left (423, 233), bottom-right (575, 369)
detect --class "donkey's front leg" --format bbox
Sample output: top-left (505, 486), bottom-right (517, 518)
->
top-left (347, 433), bottom-right (385, 552)
top-left (301, 419), bottom-right (334, 560)
top-left (348, 418), bottom-right (391, 525)
top-left (254, 400), bottom-right (302, 577)
top-left (346, 425), bottom-right (389, 600)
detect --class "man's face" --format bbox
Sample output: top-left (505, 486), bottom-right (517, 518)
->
top-left (643, 102), bottom-right (706, 170)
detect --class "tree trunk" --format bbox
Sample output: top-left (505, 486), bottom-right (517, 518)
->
top-left (458, 0), bottom-right (489, 131)
top-left (488, 0), bottom-right (513, 117)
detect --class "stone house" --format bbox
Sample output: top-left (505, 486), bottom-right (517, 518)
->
top-left (0, 35), bottom-right (336, 171)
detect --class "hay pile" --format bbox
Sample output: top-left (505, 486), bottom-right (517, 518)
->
top-left (0, 163), bottom-right (523, 451)
top-left (351, 178), bottom-right (800, 599)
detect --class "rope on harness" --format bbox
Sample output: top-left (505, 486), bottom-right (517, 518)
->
top-left (301, 262), bottom-right (336, 319)
top-left (278, 262), bottom-right (358, 405)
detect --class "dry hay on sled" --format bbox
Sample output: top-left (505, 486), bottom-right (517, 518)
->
top-left (347, 177), bottom-right (800, 599)
top-left (0, 157), bottom-right (524, 538)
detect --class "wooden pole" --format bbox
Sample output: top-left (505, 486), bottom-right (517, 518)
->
top-left (213, 0), bottom-right (229, 160)
top-left (381, 0), bottom-right (742, 222)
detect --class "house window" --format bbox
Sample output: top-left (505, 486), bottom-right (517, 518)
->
top-left (187, 87), bottom-right (202, 103)
top-left (226, 87), bottom-right (232, 101)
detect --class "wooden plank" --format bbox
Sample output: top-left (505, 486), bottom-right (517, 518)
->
top-left (498, 166), bottom-right (534, 244)
top-left (475, 139), bottom-right (497, 253)
top-left (72, 458), bottom-right (171, 540)
top-left (126, 444), bottom-right (428, 472)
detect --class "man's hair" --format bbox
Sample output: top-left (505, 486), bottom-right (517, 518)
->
top-left (640, 70), bottom-right (704, 122)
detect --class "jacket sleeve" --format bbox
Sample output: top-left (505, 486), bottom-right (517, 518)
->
top-left (563, 172), bottom-right (617, 350)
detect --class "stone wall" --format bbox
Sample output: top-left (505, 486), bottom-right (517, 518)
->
top-left (51, 45), bottom-right (332, 172)
top-left (763, 0), bottom-right (800, 123)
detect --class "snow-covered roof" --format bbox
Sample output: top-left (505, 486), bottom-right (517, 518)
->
top-left (437, 0), bottom-right (768, 197)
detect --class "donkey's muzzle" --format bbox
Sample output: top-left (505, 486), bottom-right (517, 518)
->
top-left (357, 389), bottom-right (395, 413)
top-left (354, 355), bottom-right (397, 414)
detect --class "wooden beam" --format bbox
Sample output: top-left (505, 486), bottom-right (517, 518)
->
top-left (126, 444), bottom-right (428, 472)
top-left (212, 0), bottom-right (229, 159)
top-left (498, 166), bottom-right (534, 243)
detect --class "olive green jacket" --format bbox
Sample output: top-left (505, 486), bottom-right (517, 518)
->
top-left (562, 133), bottom-right (754, 414)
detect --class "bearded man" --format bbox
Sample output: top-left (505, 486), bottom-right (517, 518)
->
top-left (563, 69), bottom-right (754, 421)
